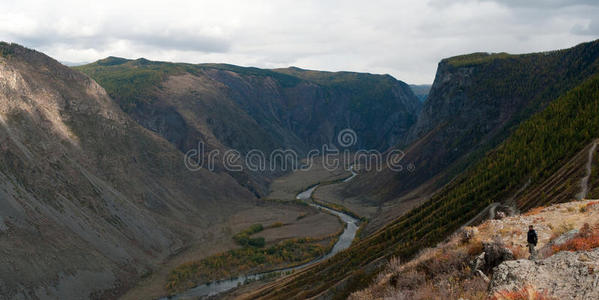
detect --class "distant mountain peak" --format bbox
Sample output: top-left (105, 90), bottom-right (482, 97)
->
top-left (96, 56), bottom-right (130, 66)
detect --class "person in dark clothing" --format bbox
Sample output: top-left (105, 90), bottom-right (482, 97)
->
top-left (527, 225), bottom-right (538, 258)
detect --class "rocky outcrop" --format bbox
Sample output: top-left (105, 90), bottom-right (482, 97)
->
top-left (473, 241), bottom-right (515, 274)
top-left (538, 229), bottom-right (580, 258)
top-left (489, 248), bottom-right (599, 300)
top-left (347, 200), bottom-right (599, 300)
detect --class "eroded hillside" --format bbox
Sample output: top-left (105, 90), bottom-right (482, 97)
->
top-left (0, 42), bottom-right (257, 299)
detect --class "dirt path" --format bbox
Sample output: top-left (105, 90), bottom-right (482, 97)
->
top-left (459, 202), bottom-right (500, 230)
top-left (578, 140), bottom-right (598, 200)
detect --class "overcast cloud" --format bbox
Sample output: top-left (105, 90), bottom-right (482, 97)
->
top-left (1, 0), bottom-right (598, 83)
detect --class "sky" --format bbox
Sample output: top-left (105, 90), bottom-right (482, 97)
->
top-left (1, 0), bottom-right (598, 84)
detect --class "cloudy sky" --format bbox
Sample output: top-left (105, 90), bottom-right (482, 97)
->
top-left (1, 0), bottom-right (598, 83)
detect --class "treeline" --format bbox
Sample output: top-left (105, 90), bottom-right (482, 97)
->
top-left (0, 42), bottom-right (16, 57)
top-left (251, 74), bottom-right (599, 299)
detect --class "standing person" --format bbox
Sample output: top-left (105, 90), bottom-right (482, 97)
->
top-left (527, 225), bottom-right (538, 258)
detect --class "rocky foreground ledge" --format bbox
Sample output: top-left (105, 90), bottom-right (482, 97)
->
top-left (489, 248), bottom-right (599, 299)
top-left (349, 200), bottom-right (599, 300)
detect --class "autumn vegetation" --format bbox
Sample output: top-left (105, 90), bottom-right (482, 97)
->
top-left (490, 285), bottom-right (555, 300)
top-left (551, 223), bottom-right (599, 254)
top-left (165, 223), bottom-right (343, 293)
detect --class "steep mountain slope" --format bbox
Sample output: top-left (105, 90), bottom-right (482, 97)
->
top-left (0, 43), bottom-right (255, 299)
top-left (74, 61), bottom-right (421, 195)
top-left (344, 40), bottom-right (599, 211)
top-left (244, 43), bottom-right (599, 299)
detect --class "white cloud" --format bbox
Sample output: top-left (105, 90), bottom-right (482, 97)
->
top-left (0, 0), bottom-right (597, 83)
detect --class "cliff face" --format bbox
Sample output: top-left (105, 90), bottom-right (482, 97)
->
top-left (0, 43), bottom-right (254, 298)
top-left (346, 40), bottom-right (599, 206)
top-left (76, 62), bottom-right (422, 196)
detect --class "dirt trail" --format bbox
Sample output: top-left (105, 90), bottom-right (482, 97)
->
top-left (578, 140), bottom-right (598, 200)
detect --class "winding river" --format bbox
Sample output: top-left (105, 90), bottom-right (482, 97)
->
top-left (162, 173), bottom-right (359, 299)
top-left (342, 165), bottom-right (358, 183)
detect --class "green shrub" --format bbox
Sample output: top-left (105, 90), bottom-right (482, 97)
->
top-left (248, 237), bottom-right (266, 248)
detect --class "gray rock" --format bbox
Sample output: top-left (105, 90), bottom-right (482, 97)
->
top-left (482, 241), bottom-right (515, 273)
top-left (471, 252), bottom-right (486, 274)
top-left (476, 270), bottom-right (490, 283)
top-left (459, 227), bottom-right (479, 244)
top-left (489, 248), bottom-right (599, 299)
top-left (538, 229), bottom-right (579, 259)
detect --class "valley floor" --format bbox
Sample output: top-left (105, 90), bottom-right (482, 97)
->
top-left (120, 159), bottom-right (351, 299)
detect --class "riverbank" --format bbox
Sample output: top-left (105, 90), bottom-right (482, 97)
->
top-left (120, 201), bottom-right (338, 300)
top-left (163, 167), bottom-right (361, 299)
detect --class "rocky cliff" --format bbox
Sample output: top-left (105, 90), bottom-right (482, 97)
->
top-left (345, 39), bottom-right (599, 207)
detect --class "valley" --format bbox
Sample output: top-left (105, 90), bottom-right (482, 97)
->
top-left (165, 177), bottom-right (360, 299)
top-left (231, 41), bottom-right (599, 299)
top-left (1, 37), bottom-right (599, 300)
top-left (121, 158), bottom-right (358, 299)
top-left (119, 199), bottom-right (342, 300)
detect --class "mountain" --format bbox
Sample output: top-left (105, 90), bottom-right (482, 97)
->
top-left (4, 38), bottom-right (599, 299)
top-left (0, 42), bottom-right (424, 298)
top-left (409, 84), bottom-right (431, 102)
top-left (74, 61), bottom-right (422, 196)
top-left (341, 40), bottom-right (599, 224)
top-left (246, 40), bottom-right (599, 299)
top-left (0, 42), bottom-right (256, 299)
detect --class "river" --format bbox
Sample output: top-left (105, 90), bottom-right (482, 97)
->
top-left (162, 173), bottom-right (359, 299)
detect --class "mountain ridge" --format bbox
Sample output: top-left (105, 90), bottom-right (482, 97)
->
top-left (75, 57), bottom-right (422, 196)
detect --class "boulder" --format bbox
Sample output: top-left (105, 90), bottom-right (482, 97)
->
top-left (471, 252), bottom-right (486, 274)
top-left (489, 248), bottom-right (599, 299)
top-left (459, 227), bottom-right (479, 244)
top-left (482, 241), bottom-right (515, 273)
top-left (537, 229), bottom-right (579, 259)
top-left (495, 211), bottom-right (506, 220)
